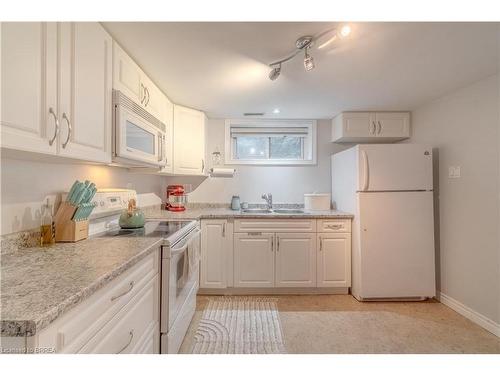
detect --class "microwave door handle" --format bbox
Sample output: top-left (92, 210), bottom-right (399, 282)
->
top-left (158, 133), bottom-right (162, 162)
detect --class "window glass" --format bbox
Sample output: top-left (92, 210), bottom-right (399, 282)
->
top-left (270, 136), bottom-right (303, 159)
top-left (235, 136), bottom-right (268, 159)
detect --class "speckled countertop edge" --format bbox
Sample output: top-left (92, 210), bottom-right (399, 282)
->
top-left (1, 237), bottom-right (163, 337)
top-left (143, 206), bottom-right (354, 220)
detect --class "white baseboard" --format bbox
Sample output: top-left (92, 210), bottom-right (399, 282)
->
top-left (437, 291), bottom-right (500, 338)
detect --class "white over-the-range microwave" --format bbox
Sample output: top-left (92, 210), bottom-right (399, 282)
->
top-left (112, 90), bottom-right (167, 167)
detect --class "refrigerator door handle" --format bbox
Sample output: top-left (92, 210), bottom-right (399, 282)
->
top-left (361, 150), bottom-right (369, 191)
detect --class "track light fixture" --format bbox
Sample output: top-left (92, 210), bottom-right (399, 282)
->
top-left (303, 47), bottom-right (315, 71)
top-left (268, 24), bottom-right (351, 80)
top-left (268, 63), bottom-right (281, 81)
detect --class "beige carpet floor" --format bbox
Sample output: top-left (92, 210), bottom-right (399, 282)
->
top-left (179, 294), bottom-right (500, 354)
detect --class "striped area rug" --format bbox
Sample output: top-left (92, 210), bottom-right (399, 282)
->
top-left (191, 297), bottom-right (287, 354)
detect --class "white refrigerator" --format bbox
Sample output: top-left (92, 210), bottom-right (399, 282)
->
top-left (331, 144), bottom-right (436, 300)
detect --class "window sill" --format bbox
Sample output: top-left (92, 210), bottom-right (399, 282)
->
top-left (224, 159), bottom-right (316, 166)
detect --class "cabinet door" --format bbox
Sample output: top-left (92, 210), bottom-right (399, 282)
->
top-left (200, 220), bottom-right (232, 289)
top-left (141, 75), bottom-right (165, 123)
top-left (113, 42), bottom-right (143, 105)
top-left (58, 23), bottom-right (112, 163)
top-left (1, 22), bottom-right (58, 154)
top-left (342, 112), bottom-right (375, 138)
top-left (375, 112), bottom-right (410, 138)
top-left (173, 105), bottom-right (206, 175)
top-left (233, 233), bottom-right (274, 288)
top-left (317, 233), bottom-right (351, 287)
top-left (275, 233), bottom-right (316, 287)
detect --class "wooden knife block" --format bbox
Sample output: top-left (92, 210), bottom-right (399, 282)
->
top-left (54, 202), bottom-right (89, 242)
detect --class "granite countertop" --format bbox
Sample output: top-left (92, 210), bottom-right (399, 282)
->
top-left (1, 235), bottom-right (163, 337)
top-left (1, 204), bottom-right (353, 338)
top-left (143, 206), bottom-right (354, 220)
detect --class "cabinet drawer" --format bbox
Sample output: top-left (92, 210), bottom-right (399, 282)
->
top-left (37, 250), bottom-right (159, 353)
top-left (234, 219), bottom-right (316, 233)
top-left (317, 219), bottom-right (351, 233)
top-left (78, 274), bottom-right (159, 354)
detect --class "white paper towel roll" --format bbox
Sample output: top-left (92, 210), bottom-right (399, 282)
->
top-left (210, 168), bottom-right (235, 177)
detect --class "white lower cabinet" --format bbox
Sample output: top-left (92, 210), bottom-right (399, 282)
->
top-left (233, 233), bottom-right (275, 288)
top-left (200, 220), bottom-right (233, 288)
top-left (200, 219), bottom-right (351, 293)
top-left (275, 233), bottom-right (316, 287)
top-left (317, 233), bottom-right (351, 287)
top-left (35, 250), bottom-right (160, 354)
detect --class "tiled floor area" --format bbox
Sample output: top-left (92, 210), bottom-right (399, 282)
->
top-left (180, 294), bottom-right (500, 354)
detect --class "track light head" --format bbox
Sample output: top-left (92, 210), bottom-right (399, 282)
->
top-left (269, 64), bottom-right (281, 81)
top-left (303, 48), bottom-right (315, 72)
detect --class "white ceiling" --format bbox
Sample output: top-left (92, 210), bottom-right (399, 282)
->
top-left (103, 22), bottom-right (499, 119)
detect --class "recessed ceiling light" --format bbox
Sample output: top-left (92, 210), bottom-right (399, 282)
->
top-left (272, 108), bottom-right (280, 114)
top-left (339, 25), bottom-right (351, 38)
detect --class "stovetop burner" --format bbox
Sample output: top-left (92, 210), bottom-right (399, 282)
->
top-left (105, 220), bottom-right (193, 239)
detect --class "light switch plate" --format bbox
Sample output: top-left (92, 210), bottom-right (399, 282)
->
top-left (448, 166), bottom-right (461, 178)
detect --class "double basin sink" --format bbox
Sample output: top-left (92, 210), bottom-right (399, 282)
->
top-left (241, 208), bottom-right (304, 214)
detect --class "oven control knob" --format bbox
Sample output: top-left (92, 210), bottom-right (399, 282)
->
top-left (100, 201), bottom-right (105, 207)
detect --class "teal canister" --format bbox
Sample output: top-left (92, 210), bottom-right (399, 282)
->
top-left (231, 196), bottom-right (241, 211)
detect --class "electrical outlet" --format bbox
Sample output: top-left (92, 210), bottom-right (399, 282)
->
top-left (448, 166), bottom-right (461, 178)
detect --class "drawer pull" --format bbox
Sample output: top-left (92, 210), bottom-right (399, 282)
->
top-left (117, 329), bottom-right (134, 354)
top-left (247, 232), bottom-right (262, 236)
top-left (326, 224), bottom-right (343, 229)
top-left (110, 281), bottom-right (134, 301)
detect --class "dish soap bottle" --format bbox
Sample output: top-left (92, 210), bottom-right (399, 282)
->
top-left (40, 199), bottom-right (55, 246)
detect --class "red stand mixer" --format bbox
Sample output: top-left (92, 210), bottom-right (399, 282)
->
top-left (165, 185), bottom-right (188, 212)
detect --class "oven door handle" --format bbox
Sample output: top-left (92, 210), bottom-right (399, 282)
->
top-left (170, 229), bottom-right (201, 256)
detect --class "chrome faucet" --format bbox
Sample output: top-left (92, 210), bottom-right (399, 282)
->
top-left (261, 193), bottom-right (273, 210)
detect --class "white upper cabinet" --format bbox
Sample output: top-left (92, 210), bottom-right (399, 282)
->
top-left (1, 22), bottom-right (112, 163)
top-left (112, 42), bottom-right (166, 124)
top-left (173, 105), bottom-right (206, 175)
top-left (58, 23), bottom-right (112, 163)
top-left (112, 43), bottom-right (143, 107)
top-left (332, 112), bottom-right (410, 143)
top-left (1, 22), bottom-right (58, 155)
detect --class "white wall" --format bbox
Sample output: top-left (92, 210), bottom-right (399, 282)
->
top-left (164, 119), bottom-right (349, 204)
top-left (408, 74), bottom-right (500, 324)
top-left (0, 157), bottom-right (164, 235)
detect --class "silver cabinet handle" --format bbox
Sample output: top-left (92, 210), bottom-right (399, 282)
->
top-left (48, 107), bottom-right (59, 146)
top-left (271, 236), bottom-right (274, 251)
top-left (61, 112), bottom-right (71, 148)
top-left (248, 232), bottom-right (262, 236)
top-left (370, 121), bottom-right (376, 135)
top-left (117, 330), bottom-right (134, 354)
top-left (277, 236), bottom-right (280, 252)
top-left (140, 83), bottom-right (145, 104)
top-left (222, 222), bottom-right (226, 237)
top-left (377, 121), bottom-right (382, 134)
top-left (319, 237), bottom-right (323, 251)
top-left (110, 281), bottom-right (134, 301)
top-left (326, 224), bottom-right (342, 229)
top-left (201, 159), bottom-right (205, 173)
top-left (145, 87), bottom-right (150, 106)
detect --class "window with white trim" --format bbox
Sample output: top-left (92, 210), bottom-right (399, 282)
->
top-left (224, 119), bottom-right (317, 165)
